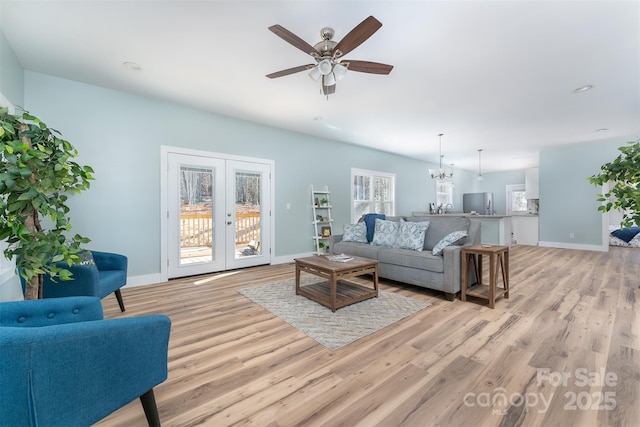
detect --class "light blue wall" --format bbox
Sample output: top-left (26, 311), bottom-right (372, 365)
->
top-left (0, 28), bottom-right (24, 107)
top-left (539, 139), bottom-right (623, 246)
top-left (23, 71), bottom-right (448, 277)
top-left (473, 170), bottom-right (526, 215)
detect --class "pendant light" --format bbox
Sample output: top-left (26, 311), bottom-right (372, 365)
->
top-left (429, 133), bottom-right (454, 179)
top-left (477, 149), bottom-right (485, 181)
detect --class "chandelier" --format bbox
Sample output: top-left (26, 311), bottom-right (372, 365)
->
top-left (477, 149), bottom-right (485, 181)
top-left (429, 133), bottom-right (454, 179)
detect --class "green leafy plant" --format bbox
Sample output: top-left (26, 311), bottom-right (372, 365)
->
top-left (587, 140), bottom-right (640, 228)
top-left (0, 107), bottom-right (94, 299)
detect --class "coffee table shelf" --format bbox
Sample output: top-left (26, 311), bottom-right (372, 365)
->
top-left (295, 255), bottom-right (379, 312)
top-left (297, 280), bottom-right (378, 311)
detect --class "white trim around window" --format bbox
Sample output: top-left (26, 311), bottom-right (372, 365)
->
top-left (350, 168), bottom-right (396, 223)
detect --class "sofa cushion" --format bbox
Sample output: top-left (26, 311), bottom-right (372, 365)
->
top-left (342, 222), bottom-right (368, 243)
top-left (395, 221), bottom-right (430, 251)
top-left (409, 216), bottom-right (471, 251)
top-left (372, 218), bottom-right (400, 247)
top-left (333, 241), bottom-right (381, 260)
top-left (378, 248), bottom-right (444, 273)
top-left (432, 230), bottom-right (468, 255)
top-left (363, 213), bottom-right (386, 242)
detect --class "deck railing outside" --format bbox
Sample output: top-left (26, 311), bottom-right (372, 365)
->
top-left (180, 212), bottom-right (260, 248)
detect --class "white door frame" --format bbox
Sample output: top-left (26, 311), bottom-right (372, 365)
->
top-left (160, 146), bottom-right (275, 282)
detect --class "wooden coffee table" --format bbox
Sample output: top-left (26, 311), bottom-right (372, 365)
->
top-left (295, 255), bottom-right (379, 312)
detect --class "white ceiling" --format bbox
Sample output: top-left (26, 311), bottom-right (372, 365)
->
top-left (1, 0), bottom-right (638, 172)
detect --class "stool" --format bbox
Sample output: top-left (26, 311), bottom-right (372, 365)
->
top-left (461, 244), bottom-right (509, 309)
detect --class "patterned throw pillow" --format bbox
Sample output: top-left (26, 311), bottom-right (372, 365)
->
top-left (342, 222), bottom-right (368, 243)
top-left (396, 221), bottom-right (430, 251)
top-left (371, 218), bottom-right (400, 247)
top-left (432, 231), bottom-right (468, 256)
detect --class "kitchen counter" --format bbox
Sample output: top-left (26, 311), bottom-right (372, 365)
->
top-left (412, 212), bottom-right (512, 245)
top-left (412, 212), bottom-right (509, 219)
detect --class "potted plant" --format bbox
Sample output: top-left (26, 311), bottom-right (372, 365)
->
top-left (320, 197), bottom-right (328, 207)
top-left (0, 107), bottom-right (94, 300)
top-left (588, 140), bottom-right (640, 228)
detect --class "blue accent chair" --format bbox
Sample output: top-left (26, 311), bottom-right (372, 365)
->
top-left (21, 251), bottom-right (129, 312)
top-left (0, 296), bottom-right (171, 426)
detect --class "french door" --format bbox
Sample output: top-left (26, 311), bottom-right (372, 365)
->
top-left (165, 151), bottom-right (271, 279)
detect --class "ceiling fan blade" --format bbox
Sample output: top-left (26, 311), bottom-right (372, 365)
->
top-left (346, 60), bottom-right (394, 75)
top-left (266, 64), bottom-right (314, 79)
top-left (269, 25), bottom-right (319, 56)
top-left (334, 16), bottom-right (382, 56)
top-left (322, 84), bottom-right (336, 95)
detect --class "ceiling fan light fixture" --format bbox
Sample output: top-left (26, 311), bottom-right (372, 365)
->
top-left (318, 59), bottom-right (333, 75)
top-left (308, 66), bottom-right (321, 82)
top-left (323, 72), bottom-right (336, 86)
top-left (333, 62), bottom-right (348, 80)
top-left (267, 16), bottom-right (391, 97)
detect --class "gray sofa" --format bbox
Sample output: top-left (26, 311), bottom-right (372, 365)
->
top-left (330, 215), bottom-right (481, 300)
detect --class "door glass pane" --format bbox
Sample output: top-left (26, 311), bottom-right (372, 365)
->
top-left (180, 166), bottom-right (213, 265)
top-left (511, 190), bottom-right (528, 212)
top-left (235, 171), bottom-right (261, 258)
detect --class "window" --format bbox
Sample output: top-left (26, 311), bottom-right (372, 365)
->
top-left (436, 180), bottom-right (453, 207)
top-left (351, 168), bottom-right (395, 223)
top-left (506, 184), bottom-right (528, 215)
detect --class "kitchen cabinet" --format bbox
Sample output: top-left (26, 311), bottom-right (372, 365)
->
top-left (512, 216), bottom-right (539, 245)
top-left (478, 217), bottom-right (512, 246)
top-left (525, 168), bottom-right (539, 199)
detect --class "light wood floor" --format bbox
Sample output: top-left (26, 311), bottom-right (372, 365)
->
top-left (96, 245), bottom-right (640, 427)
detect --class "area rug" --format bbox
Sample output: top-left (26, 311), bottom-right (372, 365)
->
top-left (238, 276), bottom-right (431, 350)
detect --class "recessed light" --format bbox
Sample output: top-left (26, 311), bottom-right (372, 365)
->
top-left (313, 116), bottom-right (323, 121)
top-left (123, 61), bottom-right (141, 71)
top-left (596, 128), bottom-right (608, 132)
top-left (573, 85), bottom-right (593, 93)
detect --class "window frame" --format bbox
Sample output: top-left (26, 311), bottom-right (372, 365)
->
top-left (350, 168), bottom-right (396, 223)
top-left (506, 184), bottom-right (528, 215)
top-left (436, 180), bottom-right (454, 207)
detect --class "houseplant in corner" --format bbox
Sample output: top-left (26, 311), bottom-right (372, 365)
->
top-left (588, 140), bottom-right (640, 228)
top-left (0, 107), bottom-right (94, 299)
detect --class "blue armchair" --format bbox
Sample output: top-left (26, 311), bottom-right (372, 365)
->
top-left (0, 296), bottom-right (171, 426)
top-left (21, 250), bottom-right (129, 312)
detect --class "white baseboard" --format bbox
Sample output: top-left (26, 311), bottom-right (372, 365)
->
top-left (538, 240), bottom-right (608, 252)
top-left (125, 255), bottom-right (312, 288)
top-left (124, 273), bottom-right (164, 288)
top-left (271, 252), bottom-right (314, 265)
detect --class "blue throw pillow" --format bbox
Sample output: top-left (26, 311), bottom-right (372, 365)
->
top-left (611, 226), bottom-right (640, 243)
top-left (363, 213), bottom-right (386, 243)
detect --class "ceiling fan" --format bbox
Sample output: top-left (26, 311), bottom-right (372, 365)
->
top-left (266, 16), bottom-right (394, 96)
